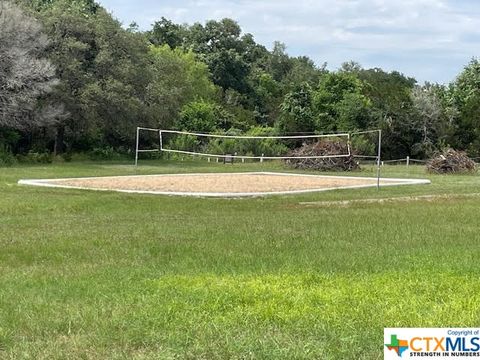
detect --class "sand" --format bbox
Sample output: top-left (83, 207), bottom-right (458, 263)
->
top-left (45, 172), bottom-right (393, 194)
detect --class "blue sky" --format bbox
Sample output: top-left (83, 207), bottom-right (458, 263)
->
top-left (98, 0), bottom-right (480, 84)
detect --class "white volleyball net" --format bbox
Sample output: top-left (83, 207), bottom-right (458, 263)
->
top-left (135, 128), bottom-right (355, 164)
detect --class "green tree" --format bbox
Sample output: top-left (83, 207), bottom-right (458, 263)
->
top-left (147, 45), bottom-right (217, 130)
top-left (282, 56), bottom-right (324, 90)
top-left (450, 59), bottom-right (480, 156)
top-left (278, 82), bottom-right (315, 134)
top-left (248, 70), bottom-right (281, 126)
top-left (183, 19), bottom-right (252, 94)
top-left (177, 100), bottom-right (230, 132)
top-left (19, 0), bottom-right (152, 152)
top-left (268, 42), bottom-right (293, 82)
top-left (313, 71), bottom-right (371, 131)
top-left (356, 67), bottom-right (417, 159)
top-left (149, 17), bottom-right (184, 49)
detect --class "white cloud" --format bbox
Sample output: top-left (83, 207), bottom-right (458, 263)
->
top-left (99, 0), bottom-right (480, 83)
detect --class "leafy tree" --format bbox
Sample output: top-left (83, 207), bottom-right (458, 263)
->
top-left (81, 7), bottom-right (152, 148)
top-left (356, 67), bottom-right (417, 158)
top-left (149, 17), bottom-right (184, 48)
top-left (147, 45), bottom-right (217, 130)
top-left (24, 0), bottom-right (99, 13)
top-left (183, 19), bottom-right (252, 94)
top-left (335, 92), bottom-right (372, 131)
top-left (357, 68), bottom-right (416, 117)
top-left (282, 56), bottom-right (324, 90)
top-left (433, 83), bottom-right (460, 149)
top-left (340, 61), bottom-right (363, 73)
top-left (248, 70), bottom-right (281, 126)
top-left (268, 42), bottom-right (293, 82)
top-left (240, 33), bottom-right (269, 66)
top-left (177, 100), bottom-right (231, 132)
top-left (450, 59), bottom-right (480, 155)
top-left (207, 49), bottom-right (250, 93)
top-left (278, 82), bottom-right (315, 134)
top-left (221, 88), bottom-right (256, 130)
top-left (313, 71), bottom-right (371, 131)
top-left (17, 0), bottom-right (153, 152)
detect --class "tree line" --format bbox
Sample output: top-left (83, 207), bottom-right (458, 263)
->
top-left (1, 0), bottom-right (479, 163)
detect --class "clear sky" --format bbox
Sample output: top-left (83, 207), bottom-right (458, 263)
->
top-left (98, 0), bottom-right (480, 84)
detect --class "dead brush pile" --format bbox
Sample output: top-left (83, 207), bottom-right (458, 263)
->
top-left (426, 149), bottom-right (477, 174)
top-left (285, 140), bottom-right (360, 171)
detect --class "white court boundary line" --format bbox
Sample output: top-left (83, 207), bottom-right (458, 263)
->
top-left (18, 172), bottom-right (431, 198)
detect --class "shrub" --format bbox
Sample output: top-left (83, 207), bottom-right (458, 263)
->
top-left (167, 134), bottom-right (199, 153)
top-left (204, 127), bottom-right (289, 157)
top-left (88, 147), bottom-right (123, 160)
top-left (0, 146), bottom-right (17, 166)
top-left (244, 127), bottom-right (289, 157)
top-left (62, 152), bottom-right (73, 162)
top-left (16, 151), bottom-right (53, 164)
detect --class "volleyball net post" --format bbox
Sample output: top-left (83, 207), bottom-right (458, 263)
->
top-left (135, 127), bottom-right (163, 166)
top-left (350, 129), bottom-right (382, 190)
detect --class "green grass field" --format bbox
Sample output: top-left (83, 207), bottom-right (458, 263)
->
top-left (1, 160), bottom-right (479, 359)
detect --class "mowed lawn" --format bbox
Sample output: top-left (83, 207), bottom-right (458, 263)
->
top-left (1, 160), bottom-right (479, 359)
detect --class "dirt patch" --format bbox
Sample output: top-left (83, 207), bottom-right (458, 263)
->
top-left (299, 193), bottom-right (480, 207)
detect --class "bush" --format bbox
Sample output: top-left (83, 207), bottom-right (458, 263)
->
top-left (204, 127), bottom-right (289, 157)
top-left (88, 147), bottom-right (123, 160)
top-left (167, 134), bottom-right (199, 153)
top-left (62, 152), bottom-right (73, 162)
top-left (351, 135), bottom-right (375, 156)
top-left (426, 149), bottom-right (477, 174)
top-left (16, 151), bottom-right (53, 164)
top-left (205, 137), bottom-right (238, 155)
top-left (245, 127), bottom-right (289, 157)
top-left (0, 146), bottom-right (17, 166)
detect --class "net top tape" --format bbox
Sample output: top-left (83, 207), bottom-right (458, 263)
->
top-left (140, 128), bottom-right (350, 140)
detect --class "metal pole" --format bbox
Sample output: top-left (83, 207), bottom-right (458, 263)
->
top-left (376, 130), bottom-right (382, 190)
top-left (158, 130), bottom-right (163, 160)
top-left (406, 156), bottom-right (410, 167)
top-left (347, 133), bottom-right (352, 156)
top-left (135, 127), bottom-right (140, 166)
